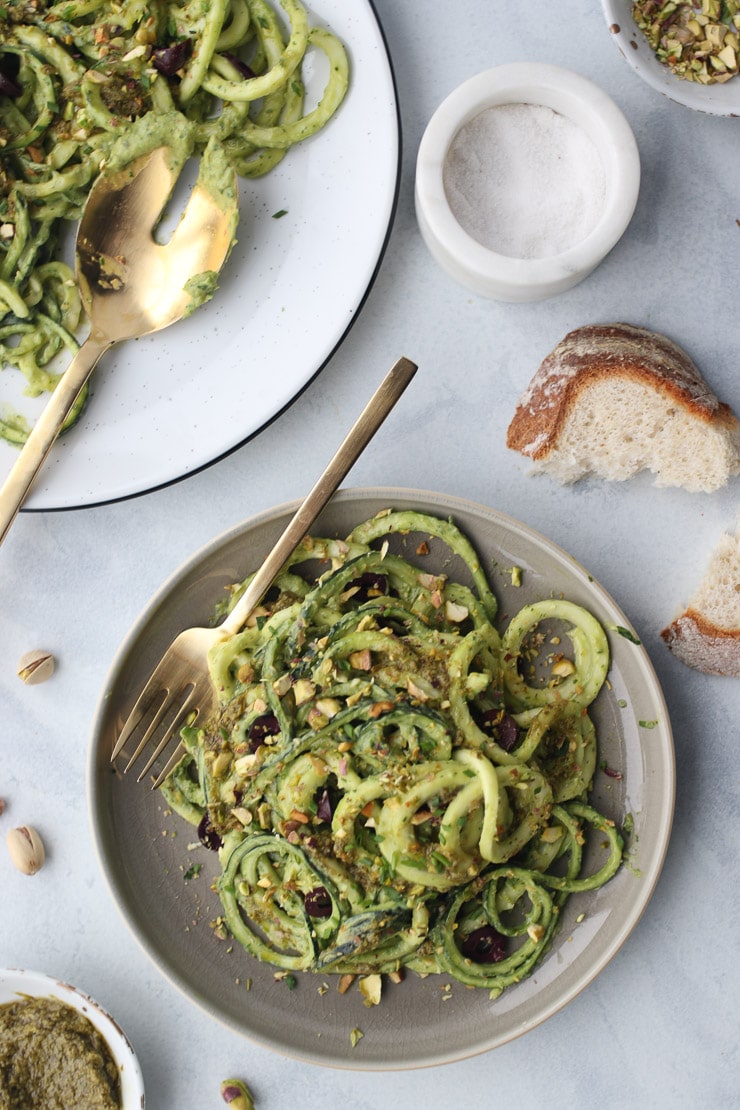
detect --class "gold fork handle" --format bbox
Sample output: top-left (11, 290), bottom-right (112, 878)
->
top-left (220, 355), bottom-right (418, 637)
top-left (0, 329), bottom-right (112, 546)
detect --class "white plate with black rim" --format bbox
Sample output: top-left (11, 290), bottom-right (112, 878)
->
top-left (89, 488), bottom-right (675, 1069)
top-left (5, 1), bottom-right (400, 511)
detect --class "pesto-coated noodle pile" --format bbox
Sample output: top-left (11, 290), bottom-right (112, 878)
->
top-left (0, 0), bottom-right (348, 444)
top-left (162, 510), bottom-right (624, 996)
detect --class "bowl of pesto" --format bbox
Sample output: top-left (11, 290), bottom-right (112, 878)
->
top-left (0, 969), bottom-right (144, 1109)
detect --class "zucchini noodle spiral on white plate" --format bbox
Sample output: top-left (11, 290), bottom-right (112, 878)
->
top-left (0, 0), bottom-right (348, 446)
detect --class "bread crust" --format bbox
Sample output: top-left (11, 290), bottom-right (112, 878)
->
top-left (507, 322), bottom-right (739, 460)
top-left (661, 608), bottom-right (740, 677)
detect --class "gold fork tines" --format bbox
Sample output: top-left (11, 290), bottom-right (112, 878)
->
top-left (110, 356), bottom-right (418, 786)
top-left (117, 687), bottom-right (196, 781)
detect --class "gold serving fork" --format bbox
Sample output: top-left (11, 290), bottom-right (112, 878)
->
top-left (0, 142), bottom-right (238, 545)
top-left (110, 356), bottom-right (417, 786)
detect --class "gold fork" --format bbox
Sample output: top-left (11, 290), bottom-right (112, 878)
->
top-left (110, 355), bottom-right (417, 785)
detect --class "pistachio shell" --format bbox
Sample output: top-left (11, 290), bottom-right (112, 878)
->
top-left (17, 650), bottom-right (55, 685)
top-left (7, 825), bottom-right (45, 875)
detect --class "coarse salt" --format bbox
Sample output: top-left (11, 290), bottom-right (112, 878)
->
top-left (442, 103), bottom-right (606, 260)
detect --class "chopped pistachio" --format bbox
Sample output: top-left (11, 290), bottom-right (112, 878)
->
top-left (359, 974), bottom-right (382, 1006)
top-left (212, 751), bottom-right (232, 778)
top-left (349, 648), bottom-right (372, 671)
top-left (307, 707), bottom-right (329, 730)
top-left (406, 677), bottom-right (429, 701)
top-left (550, 657), bottom-right (576, 678)
top-left (633, 0), bottom-right (740, 82)
top-left (445, 600), bottom-right (469, 623)
top-left (315, 697), bottom-right (341, 718)
top-left (272, 673), bottom-right (292, 697)
top-left (464, 671), bottom-right (489, 697)
top-left (231, 807), bottom-right (253, 826)
top-left (234, 753), bottom-right (257, 776)
top-left (292, 678), bottom-right (315, 705)
top-left (337, 974), bottom-right (356, 994)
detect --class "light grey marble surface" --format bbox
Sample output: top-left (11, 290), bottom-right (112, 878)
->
top-left (2, 2), bottom-right (739, 1107)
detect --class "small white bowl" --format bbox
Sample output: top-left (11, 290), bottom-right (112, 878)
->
top-left (602, 0), bottom-right (740, 116)
top-left (0, 968), bottom-right (145, 1108)
top-left (415, 63), bottom-right (640, 302)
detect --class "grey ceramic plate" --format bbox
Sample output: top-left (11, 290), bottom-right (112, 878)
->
top-left (89, 489), bottom-right (675, 1069)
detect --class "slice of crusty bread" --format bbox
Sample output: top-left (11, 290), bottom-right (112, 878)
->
top-left (661, 524), bottom-right (740, 676)
top-left (506, 323), bottom-right (740, 492)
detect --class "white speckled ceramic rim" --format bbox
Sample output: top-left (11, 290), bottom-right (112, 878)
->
top-left (0, 968), bottom-right (145, 1108)
top-left (601, 0), bottom-right (740, 116)
top-left (415, 62), bottom-right (641, 301)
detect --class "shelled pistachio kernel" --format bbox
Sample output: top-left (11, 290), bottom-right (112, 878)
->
top-left (16, 649), bottom-right (55, 685)
top-left (220, 1078), bottom-right (255, 1110)
top-left (7, 825), bottom-right (45, 875)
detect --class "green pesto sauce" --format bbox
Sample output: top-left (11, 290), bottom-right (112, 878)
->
top-left (0, 996), bottom-right (121, 1110)
top-left (105, 111), bottom-right (238, 316)
top-left (106, 109), bottom-right (195, 180)
top-left (183, 270), bottom-right (220, 317)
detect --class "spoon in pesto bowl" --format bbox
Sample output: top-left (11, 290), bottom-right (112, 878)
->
top-left (0, 114), bottom-right (238, 546)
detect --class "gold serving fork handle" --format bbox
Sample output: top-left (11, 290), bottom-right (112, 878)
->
top-left (110, 356), bottom-right (418, 787)
top-left (0, 143), bottom-right (238, 545)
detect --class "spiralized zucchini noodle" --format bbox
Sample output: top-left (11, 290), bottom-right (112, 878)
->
top-left (0, 0), bottom-right (348, 445)
top-left (161, 509), bottom-right (624, 996)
